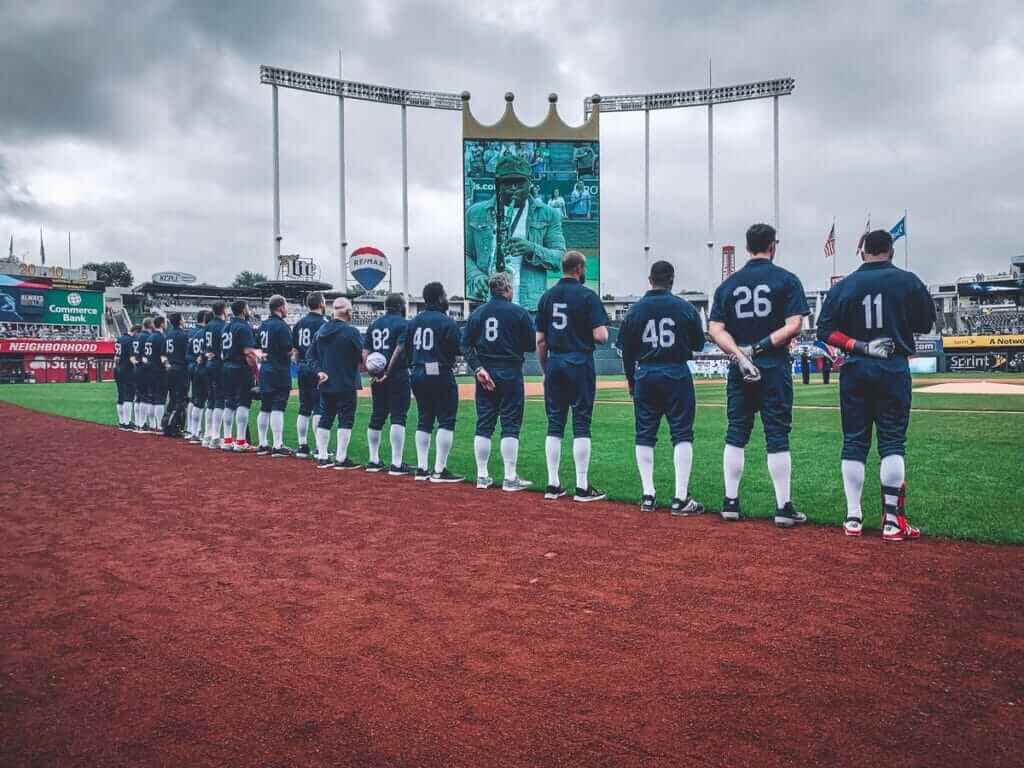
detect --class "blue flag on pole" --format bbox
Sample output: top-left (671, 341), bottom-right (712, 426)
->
top-left (890, 215), bottom-right (906, 242)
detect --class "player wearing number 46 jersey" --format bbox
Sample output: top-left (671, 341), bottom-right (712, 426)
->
top-left (462, 272), bottom-right (536, 492)
top-left (709, 223), bottom-right (809, 528)
top-left (362, 294), bottom-right (413, 475)
top-left (255, 295), bottom-right (294, 457)
top-left (617, 261), bottom-right (706, 515)
top-left (817, 229), bottom-right (935, 542)
top-left (292, 292), bottom-right (327, 458)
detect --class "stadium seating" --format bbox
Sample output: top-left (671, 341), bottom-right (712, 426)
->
top-left (0, 322), bottom-right (103, 340)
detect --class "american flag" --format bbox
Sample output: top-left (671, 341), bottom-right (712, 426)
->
top-left (823, 222), bottom-right (836, 259)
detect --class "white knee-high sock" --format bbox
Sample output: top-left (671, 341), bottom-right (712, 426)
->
top-left (389, 424), bottom-right (406, 467)
top-left (500, 437), bottom-right (519, 481)
top-left (296, 414), bottom-right (310, 446)
top-left (723, 444), bottom-right (745, 499)
top-left (435, 428), bottom-right (454, 473)
top-left (270, 411), bottom-right (284, 448)
top-left (545, 436), bottom-right (561, 487)
top-left (235, 406), bottom-right (250, 443)
top-left (203, 408), bottom-right (212, 438)
top-left (210, 408), bottom-right (223, 441)
top-left (257, 411), bottom-right (270, 446)
top-left (766, 451), bottom-right (792, 508)
top-left (573, 437), bottom-right (592, 490)
top-left (337, 428), bottom-right (352, 462)
top-left (674, 441), bottom-right (694, 501)
top-left (474, 436), bottom-right (491, 478)
top-left (154, 404), bottom-right (165, 428)
top-left (841, 459), bottom-right (866, 518)
top-left (222, 408), bottom-right (235, 439)
top-left (367, 428), bottom-right (382, 464)
top-left (311, 413), bottom-right (320, 436)
top-left (635, 445), bottom-right (656, 496)
top-left (880, 455), bottom-right (905, 510)
top-left (415, 430), bottom-right (431, 470)
top-left (315, 427), bottom-right (331, 460)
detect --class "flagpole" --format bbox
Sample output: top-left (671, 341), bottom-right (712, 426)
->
top-left (903, 209), bottom-right (909, 269)
top-left (68, 232), bottom-right (72, 268)
top-left (831, 216), bottom-right (836, 278)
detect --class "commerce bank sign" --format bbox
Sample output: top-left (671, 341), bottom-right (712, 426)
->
top-left (43, 289), bottom-right (104, 326)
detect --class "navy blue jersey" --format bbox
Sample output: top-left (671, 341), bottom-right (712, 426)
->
top-left (617, 289), bottom-right (706, 380)
top-left (363, 313), bottom-right (409, 377)
top-left (223, 317), bottom-right (257, 367)
top-left (406, 309), bottom-right (461, 369)
top-left (138, 330), bottom-right (152, 363)
top-left (292, 311), bottom-right (326, 361)
top-left (130, 332), bottom-right (143, 362)
top-left (710, 259), bottom-right (809, 363)
top-left (258, 315), bottom-right (293, 378)
top-left (462, 296), bottom-right (536, 371)
top-left (536, 277), bottom-right (610, 362)
top-left (115, 333), bottom-right (134, 368)
top-left (308, 319), bottom-right (363, 392)
top-left (164, 327), bottom-right (188, 367)
top-left (817, 260), bottom-right (935, 357)
top-left (146, 331), bottom-right (164, 370)
top-left (187, 326), bottom-right (205, 366)
top-left (205, 317), bottom-right (226, 361)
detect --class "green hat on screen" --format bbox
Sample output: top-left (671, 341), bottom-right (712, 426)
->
top-left (494, 154), bottom-right (532, 180)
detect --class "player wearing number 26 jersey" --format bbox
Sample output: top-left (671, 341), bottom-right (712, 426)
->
top-left (291, 292), bottom-right (327, 457)
top-left (462, 272), bottom-right (536, 492)
top-left (816, 229), bottom-right (935, 542)
top-left (618, 261), bottom-right (706, 515)
top-left (362, 294), bottom-right (411, 475)
top-left (405, 282), bottom-right (463, 483)
top-left (709, 223), bottom-right (809, 527)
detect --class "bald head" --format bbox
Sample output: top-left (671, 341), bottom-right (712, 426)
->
top-left (332, 297), bottom-right (352, 320)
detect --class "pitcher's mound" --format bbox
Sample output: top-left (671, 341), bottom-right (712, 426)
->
top-left (917, 381), bottom-right (1024, 395)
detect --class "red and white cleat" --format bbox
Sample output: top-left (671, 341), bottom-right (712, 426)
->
top-left (883, 514), bottom-right (921, 542)
top-left (843, 516), bottom-right (863, 537)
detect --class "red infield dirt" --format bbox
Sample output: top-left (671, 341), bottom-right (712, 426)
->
top-left (1, 403), bottom-right (1022, 767)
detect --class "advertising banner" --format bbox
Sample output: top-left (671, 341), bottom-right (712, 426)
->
top-left (43, 289), bottom-right (103, 326)
top-left (914, 335), bottom-right (942, 354)
top-left (946, 351), bottom-right (1024, 372)
top-left (349, 246), bottom-right (389, 291)
top-left (942, 334), bottom-right (1024, 349)
top-left (0, 286), bottom-right (46, 321)
top-left (0, 338), bottom-right (116, 356)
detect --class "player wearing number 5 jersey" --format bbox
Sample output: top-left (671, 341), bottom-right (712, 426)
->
top-left (536, 250), bottom-right (610, 503)
top-left (406, 282), bottom-right (463, 483)
top-left (292, 292), bottom-right (327, 457)
top-left (255, 295), bottom-right (294, 457)
top-left (617, 261), bottom-right (706, 515)
top-left (362, 294), bottom-right (412, 475)
top-left (817, 229), bottom-right (935, 541)
top-left (709, 223), bottom-right (809, 527)
top-left (462, 272), bottom-right (536, 492)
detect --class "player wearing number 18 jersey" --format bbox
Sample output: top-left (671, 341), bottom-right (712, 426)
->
top-left (292, 292), bottom-right (327, 458)
top-left (362, 294), bottom-right (412, 475)
top-left (817, 229), bottom-right (935, 541)
top-left (256, 295), bottom-right (294, 457)
top-left (709, 223), bottom-right (809, 527)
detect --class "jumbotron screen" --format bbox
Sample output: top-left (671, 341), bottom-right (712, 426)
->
top-left (463, 139), bottom-right (600, 312)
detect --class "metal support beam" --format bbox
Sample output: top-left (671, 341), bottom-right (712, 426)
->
top-left (773, 95), bottom-right (780, 233)
top-left (643, 108), bottom-right (651, 267)
top-left (585, 77), bottom-right (795, 115)
top-left (707, 102), bottom-right (714, 286)
top-left (272, 84), bottom-right (281, 275)
top-left (338, 52), bottom-right (348, 292)
top-left (401, 104), bottom-right (410, 305)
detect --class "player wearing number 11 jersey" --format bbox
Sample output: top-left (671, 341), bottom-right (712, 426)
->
top-left (709, 223), bottom-right (809, 527)
top-left (362, 293), bottom-right (412, 475)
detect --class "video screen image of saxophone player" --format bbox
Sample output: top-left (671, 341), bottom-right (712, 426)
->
top-left (464, 139), bottom-right (600, 311)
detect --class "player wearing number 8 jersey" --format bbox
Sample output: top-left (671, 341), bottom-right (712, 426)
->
top-left (292, 292), bottom-right (327, 457)
top-left (617, 260), bottom-right (706, 515)
top-left (462, 272), bottom-right (536, 492)
top-left (362, 294), bottom-right (412, 475)
top-left (816, 230), bottom-right (935, 541)
top-left (709, 223), bottom-right (809, 527)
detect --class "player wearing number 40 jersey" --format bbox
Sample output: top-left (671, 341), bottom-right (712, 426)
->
top-left (617, 260), bottom-right (706, 515)
top-left (709, 223), bottom-right (809, 528)
top-left (817, 229), bottom-right (935, 542)
top-left (362, 293), bottom-right (413, 475)
top-left (462, 271), bottom-right (536, 492)
top-left (292, 292), bottom-right (327, 458)
top-left (255, 295), bottom-right (294, 458)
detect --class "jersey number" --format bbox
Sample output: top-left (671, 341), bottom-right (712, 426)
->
top-left (484, 317), bottom-right (499, 341)
top-left (222, 331), bottom-right (233, 351)
top-left (734, 285), bottom-right (772, 319)
top-left (371, 328), bottom-right (391, 351)
top-left (144, 342), bottom-right (153, 356)
top-left (641, 318), bottom-right (676, 348)
top-left (192, 338), bottom-right (202, 354)
top-left (297, 327), bottom-right (311, 348)
top-left (166, 339), bottom-right (174, 354)
top-left (862, 294), bottom-right (883, 329)
top-left (552, 303), bottom-right (568, 330)
top-left (260, 330), bottom-right (269, 349)
top-left (413, 326), bottom-right (434, 351)
top-left (205, 331), bottom-right (213, 349)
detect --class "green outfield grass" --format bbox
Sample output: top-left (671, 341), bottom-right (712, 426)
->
top-left (2, 378), bottom-right (1022, 544)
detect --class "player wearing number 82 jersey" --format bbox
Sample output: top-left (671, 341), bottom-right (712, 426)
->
top-left (709, 223), bottom-right (809, 527)
top-left (362, 294), bottom-right (412, 474)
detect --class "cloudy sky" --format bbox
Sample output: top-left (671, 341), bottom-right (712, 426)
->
top-left (1, 0), bottom-right (1022, 297)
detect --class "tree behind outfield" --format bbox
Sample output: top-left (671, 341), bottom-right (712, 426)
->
top-left (82, 261), bottom-right (134, 287)
top-left (232, 270), bottom-right (268, 288)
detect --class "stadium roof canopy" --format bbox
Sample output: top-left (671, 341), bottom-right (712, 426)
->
top-left (134, 281), bottom-right (332, 300)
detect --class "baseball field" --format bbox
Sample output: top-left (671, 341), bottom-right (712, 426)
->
top-left (2, 374), bottom-right (1023, 766)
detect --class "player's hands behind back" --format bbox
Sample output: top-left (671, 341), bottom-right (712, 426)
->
top-left (475, 367), bottom-right (496, 392)
top-left (734, 351), bottom-right (762, 383)
top-left (864, 337), bottom-right (895, 359)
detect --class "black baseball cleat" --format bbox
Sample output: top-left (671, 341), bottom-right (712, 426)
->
top-left (639, 495), bottom-right (657, 513)
top-left (671, 497), bottom-right (705, 517)
top-left (271, 446), bottom-right (293, 458)
top-left (255, 444), bottom-right (272, 456)
top-left (294, 444), bottom-right (311, 458)
top-left (774, 501), bottom-right (807, 528)
top-left (574, 487), bottom-right (607, 503)
top-left (720, 497), bottom-right (742, 522)
top-left (118, 423), bottom-right (132, 432)
top-left (388, 463), bottom-right (414, 476)
top-left (365, 461), bottom-right (386, 473)
top-left (316, 458), bottom-right (334, 470)
top-left (544, 485), bottom-right (567, 500)
top-left (430, 468), bottom-right (464, 484)
top-left (414, 468), bottom-right (431, 481)
top-left (333, 458), bottom-right (363, 471)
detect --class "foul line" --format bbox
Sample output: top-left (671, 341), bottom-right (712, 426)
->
top-left (582, 400), bottom-right (1024, 416)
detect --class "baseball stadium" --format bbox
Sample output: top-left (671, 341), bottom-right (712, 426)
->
top-left (3, 8), bottom-right (1024, 768)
